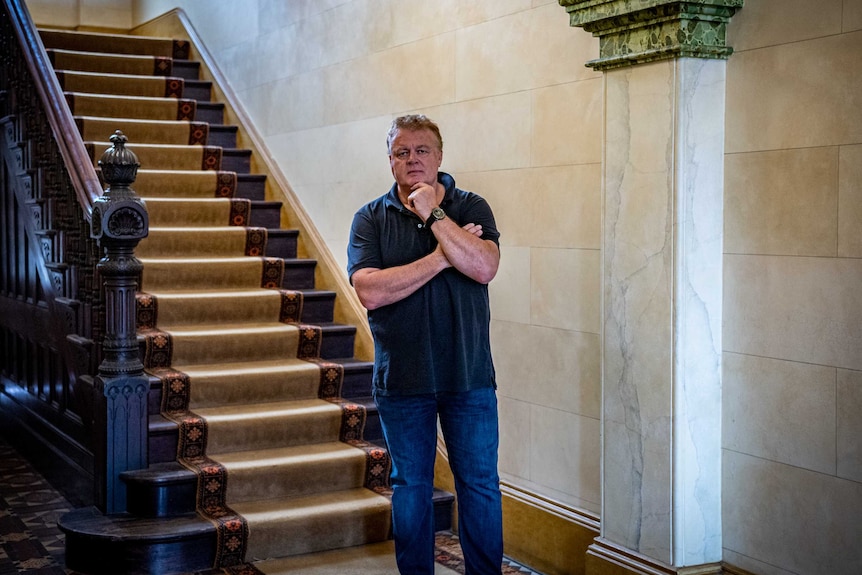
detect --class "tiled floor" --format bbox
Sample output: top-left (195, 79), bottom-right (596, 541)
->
top-left (0, 438), bottom-right (71, 575)
top-left (0, 436), bottom-right (541, 575)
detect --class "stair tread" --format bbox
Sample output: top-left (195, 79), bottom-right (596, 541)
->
top-left (213, 441), bottom-right (367, 467)
top-left (193, 397), bottom-right (340, 419)
top-left (138, 255), bottom-right (315, 263)
top-left (67, 91), bottom-right (187, 104)
top-left (145, 354), bottom-right (361, 377)
top-left (161, 356), bottom-right (333, 375)
top-left (59, 506), bottom-right (210, 539)
top-left (140, 287), bottom-right (327, 297)
top-left (141, 320), bottom-right (345, 333)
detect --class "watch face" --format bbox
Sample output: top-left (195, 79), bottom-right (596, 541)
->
top-left (432, 207), bottom-right (445, 220)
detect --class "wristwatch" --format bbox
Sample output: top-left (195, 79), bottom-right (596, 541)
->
top-left (425, 207), bottom-right (446, 228)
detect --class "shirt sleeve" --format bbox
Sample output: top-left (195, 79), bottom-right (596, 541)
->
top-left (459, 192), bottom-right (500, 247)
top-left (346, 206), bottom-right (382, 283)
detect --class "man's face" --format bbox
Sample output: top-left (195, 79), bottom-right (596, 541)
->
top-left (389, 128), bottom-right (443, 190)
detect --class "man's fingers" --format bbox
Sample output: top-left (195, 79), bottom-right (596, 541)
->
top-left (462, 223), bottom-right (483, 236)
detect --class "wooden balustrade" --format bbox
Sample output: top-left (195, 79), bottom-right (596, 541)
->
top-left (0, 0), bottom-right (150, 513)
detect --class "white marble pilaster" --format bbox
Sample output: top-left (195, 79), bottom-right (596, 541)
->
top-left (602, 57), bottom-right (725, 567)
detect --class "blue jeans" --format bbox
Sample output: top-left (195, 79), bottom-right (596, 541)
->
top-left (375, 387), bottom-right (503, 575)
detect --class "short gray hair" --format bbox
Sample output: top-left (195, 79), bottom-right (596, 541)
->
top-left (386, 114), bottom-right (443, 154)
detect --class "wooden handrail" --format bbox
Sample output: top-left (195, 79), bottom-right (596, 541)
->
top-left (3, 0), bottom-right (102, 217)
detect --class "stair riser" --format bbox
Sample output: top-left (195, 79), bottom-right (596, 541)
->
top-left (236, 174), bottom-right (267, 201)
top-left (249, 201), bottom-right (281, 228)
top-left (222, 149), bottom-right (251, 173)
top-left (264, 231), bottom-right (298, 259)
top-left (183, 80), bottom-right (212, 102)
top-left (194, 103), bottom-right (223, 124)
top-left (204, 416), bottom-right (341, 455)
top-left (63, 529), bottom-right (215, 575)
top-left (172, 60), bottom-right (200, 81)
top-left (342, 366), bottom-right (374, 399)
top-left (146, 376), bottom-right (320, 416)
top-left (125, 477), bottom-right (198, 517)
top-left (208, 125), bottom-right (236, 148)
top-left (300, 292), bottom-right (335, 323)
top-left (225, 457), bottom-right (368, 504)
top-left (283, 261), bottom-right (316, 289)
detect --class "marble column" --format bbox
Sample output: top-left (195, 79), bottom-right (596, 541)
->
top-left (558, 1), bottom-right (743, 572)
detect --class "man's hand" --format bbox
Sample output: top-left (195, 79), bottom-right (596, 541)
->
top-left (407, 182), bottom-right (441, 218)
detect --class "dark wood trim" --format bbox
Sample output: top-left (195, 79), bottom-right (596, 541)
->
top-left (2, 0), bottom-right (102, 213)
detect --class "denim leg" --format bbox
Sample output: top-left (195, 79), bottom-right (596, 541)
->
top-left (438, 387), bottom-right (503, 575)
top-left (374, 393), bottom-right (438, 575)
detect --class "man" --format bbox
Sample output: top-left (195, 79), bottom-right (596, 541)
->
top-left (347, 114), bottom-right (503, 574)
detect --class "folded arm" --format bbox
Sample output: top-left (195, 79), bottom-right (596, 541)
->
top-left (351, 221), bottom-right (497, 310)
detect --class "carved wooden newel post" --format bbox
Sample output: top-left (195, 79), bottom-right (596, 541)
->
top-left (91, 131), bottom-right (149, 514)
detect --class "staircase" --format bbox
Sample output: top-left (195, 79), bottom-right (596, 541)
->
top-left (35, 26), bottom-right (451, 575)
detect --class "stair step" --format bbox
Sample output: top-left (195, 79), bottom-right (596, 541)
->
top-left (237, 488), bottom-right (391, 560)
top-left (59, 506), bottom-right (215, 575)
top-left (122, 460), bottom-right (452, 528)
top-left (124, 442), bottom-right (374, 515)
top-left (80, 120), bottom-right (206, 148)
top-left (88, 142), bottom-right (222, 171)
top-left (137, 255), bottom-right (316, 292)
top-left (55, 70), bottom-right (185, 99)
top-left (39, 29), bottom-right (178, 58)
top-left (137, 287), bottom-right (326, 326)
top-left (66, 92), bottom-right (197, 122)
top-left (145, 350), bottom-right (362, 417)
top-left (138, 227), bottom-right (254, 257)
top-left (120, 462), bottom-right (198, 517)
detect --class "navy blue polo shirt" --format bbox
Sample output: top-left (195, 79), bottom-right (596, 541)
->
top-left (347, 172), bottom-right (500, 396)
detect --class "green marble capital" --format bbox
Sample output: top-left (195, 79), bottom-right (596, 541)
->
top-left (559, 0), bottom-right (744, 70)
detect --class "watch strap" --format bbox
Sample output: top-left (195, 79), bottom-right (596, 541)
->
top-left (425, 208), bottom-right (445, 228)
